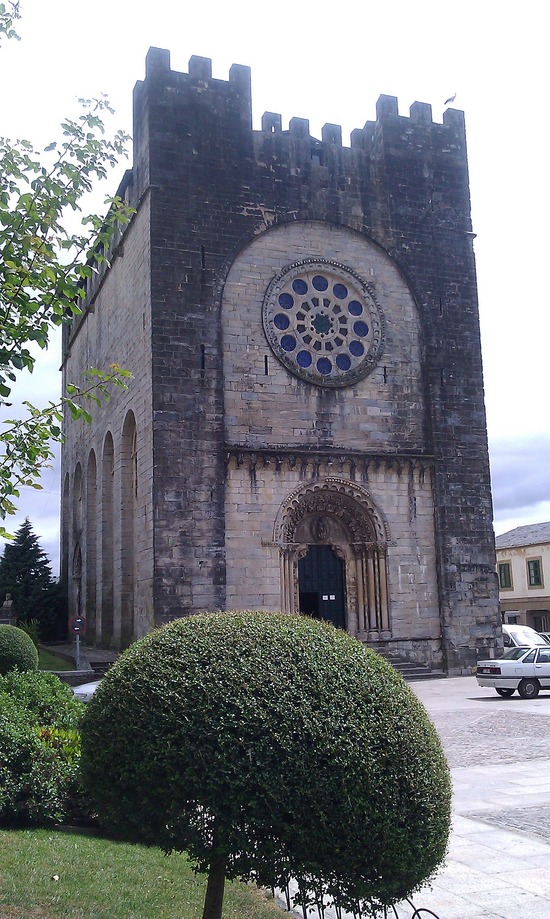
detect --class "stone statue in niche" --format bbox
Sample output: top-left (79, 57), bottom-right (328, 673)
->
top-left (313, 516), bottom-right (328, 542)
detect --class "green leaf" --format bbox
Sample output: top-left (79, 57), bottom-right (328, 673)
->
top-left (0, 81), bottom-right (132, 522)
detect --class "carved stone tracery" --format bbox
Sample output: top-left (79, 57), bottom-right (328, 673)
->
top-left (262, 258), bottom-right (386, 388)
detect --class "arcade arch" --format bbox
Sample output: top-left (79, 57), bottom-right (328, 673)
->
top-left (120, 411), bottom-right (137, 647)
top-left (100, 432), bottom-right (115, 645)
top-left (85, 450), bottom-right (98, 642)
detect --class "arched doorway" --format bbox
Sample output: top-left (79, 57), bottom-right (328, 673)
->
top-left (298, 544), bottom-right (346, 629)
top-left (274, 477), bottom-right (391, 640)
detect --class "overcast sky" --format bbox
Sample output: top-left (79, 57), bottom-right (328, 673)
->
top-left (1, 0), bottom-right (548, 573)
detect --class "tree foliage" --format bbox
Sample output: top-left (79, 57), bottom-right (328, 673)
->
top-left (0, 1), bottom-right (133, 534)
top-left (0, 517), bottom-right (65, 638)
top-left (81, 612), bottom-right (451, 919)
top-left (0, 1), bottom-right (19, 43)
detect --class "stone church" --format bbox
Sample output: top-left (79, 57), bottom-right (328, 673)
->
top-left (60, 49), bottom-right (500, 673)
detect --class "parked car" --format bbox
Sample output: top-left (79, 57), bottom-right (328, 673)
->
top-left (476, 645), bottom-right (550, 698)
top-left (502, 624), bottom-right (549, 648)
top-left (539, 633), bottom-right (550, 644)
top-left (73, 680), bottom-right (101, 703)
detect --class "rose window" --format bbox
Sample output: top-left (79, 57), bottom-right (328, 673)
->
top-left (262, 259), bottom-right (385, 387)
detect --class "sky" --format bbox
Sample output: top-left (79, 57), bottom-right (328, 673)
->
top-left (1, 0), bottom-right (549, 573)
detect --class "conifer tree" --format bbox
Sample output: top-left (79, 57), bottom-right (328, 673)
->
top-left (0, 518), bottom-right (65, 637)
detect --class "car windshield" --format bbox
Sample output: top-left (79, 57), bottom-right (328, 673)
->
top-left (500, 647), bottom-right (532, 660)
top-left (506, 626), bottom-right (548, 646)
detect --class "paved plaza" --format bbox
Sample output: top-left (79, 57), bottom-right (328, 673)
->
top-left (280, 675), bottom-right (550, 919)
top-left (412, 676), bottom-right (550, 918)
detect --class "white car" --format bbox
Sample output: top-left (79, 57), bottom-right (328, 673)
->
top-left (73, 680), bottom-right (101, 703)
top-left (502, 623), bottom-right (549, 648)
top-left (476, 645), bottom-right (550, 698)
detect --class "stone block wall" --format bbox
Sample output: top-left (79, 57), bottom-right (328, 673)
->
top-left (61, 198), bottom-right (154, 647)
top-left (222, 221), bottom-right (425, 453)
top-left (224, 455), bottom-right (441, 666)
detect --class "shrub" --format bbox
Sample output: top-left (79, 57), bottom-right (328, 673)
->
top-left (81, 612), bottom-right (451, 919)
top-left (0, 694), bottom-right (78, 825)
top-left (0, 671), bottom-right (87, 827)
top-left (0, 670), bottom-right (84, 730)
top-left (0, 624), bottom-right (39, 675)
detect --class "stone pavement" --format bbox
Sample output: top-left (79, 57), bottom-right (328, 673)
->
top-left (278, 676), bottom-right (550, 919)
top-left (412, 677), bottom-right (550, 918)
top-left (41, 640), bottom-right (120, 685)
top-left (42, 640), bottom-right (120, 668)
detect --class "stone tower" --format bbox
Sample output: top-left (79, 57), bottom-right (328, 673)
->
top-left (60, 49), bottom-right (500, 672)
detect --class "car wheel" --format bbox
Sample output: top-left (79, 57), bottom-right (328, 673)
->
top-left (518, 678), bottom-right (540, 699)
top-left (496, 688), bottom-right (515, 697)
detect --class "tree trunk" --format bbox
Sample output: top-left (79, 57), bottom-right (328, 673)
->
top-left (201, 819), bottom-right (226, 919)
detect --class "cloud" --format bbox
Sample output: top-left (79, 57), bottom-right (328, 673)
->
top-left (489, 434), bottom-right (550, 534)
top-left (1, 338), bottom-right (62, 575)
top-left (0, 445), bottom-right (61, 577)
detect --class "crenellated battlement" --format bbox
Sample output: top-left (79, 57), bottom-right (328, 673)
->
top-left (144, 47), bottom-right (252, 93)
top-left (70, 48), bottom-right (473, 327)
top-left (138, 49), bottom-right (465, 155)
top-left (140, 47), bottom-right (252, 119)
top-left (261, 93), bottom-right (464, 149)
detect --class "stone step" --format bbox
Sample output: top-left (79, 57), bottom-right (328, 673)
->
top-left (90, 660), bottom-right (115, 675)
top-left (375, 651), bottom-right (446, 682)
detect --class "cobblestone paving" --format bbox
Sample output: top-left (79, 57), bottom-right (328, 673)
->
top-left (428, 708), bottom-right (550, 768)
top-left (468, 805), bottom-right (550, 841)
top-left (428, 705), bottom-right (550, 842)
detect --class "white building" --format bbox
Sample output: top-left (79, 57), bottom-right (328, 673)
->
top-left (496, 523), bottom-right (550, 631)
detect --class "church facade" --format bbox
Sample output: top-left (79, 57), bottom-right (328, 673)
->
top-left (60, 49), bottom-right (500, 673)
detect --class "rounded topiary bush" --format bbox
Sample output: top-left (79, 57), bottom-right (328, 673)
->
top-left (81, 612), bottom-right (451, 917)
top-left (0, 624), bottom-right (39, 675)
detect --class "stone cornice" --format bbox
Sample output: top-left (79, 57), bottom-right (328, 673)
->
top-left (225, 444), bottom-right (434, 477)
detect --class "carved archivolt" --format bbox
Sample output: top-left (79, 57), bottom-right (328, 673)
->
top-left (275, 477), bottom-right (391, 638)
top-left (274, 476), bottom-right (390, 547)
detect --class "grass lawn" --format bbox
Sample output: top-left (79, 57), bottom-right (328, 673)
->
top-left (38, 649), bottom-right (74, 671)
top-left (0, 828), bottom-right (285, 918)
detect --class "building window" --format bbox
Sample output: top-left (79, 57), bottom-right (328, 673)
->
top-left (262, 258), bottom-right (385, 389)
top-left (533, 612), bottom-right (550, 633)
top-left (527, 558), bottom-right (543, 588)
top-left (498, 562), bottom-right (512, 590)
